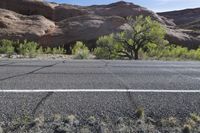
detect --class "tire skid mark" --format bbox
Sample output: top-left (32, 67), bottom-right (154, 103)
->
top-left (101, 61), bottom-right (139, 110)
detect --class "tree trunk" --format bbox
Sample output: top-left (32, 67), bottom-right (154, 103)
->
top-left (134, 50), bottom-right (139, 60)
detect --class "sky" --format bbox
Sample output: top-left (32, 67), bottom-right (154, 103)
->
top-left (47, 0), bottom-right (200, 12)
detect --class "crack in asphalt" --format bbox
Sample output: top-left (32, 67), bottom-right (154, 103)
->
top-left (10, 61), bottom-right (63, 116)
top-left (0, 62), bottom-right (59, 82)
top-left (0, 61), bottom-right (63, 116)
top-left (32, 92), bottom-right (54, 115)
top-left (102, 61), bottom-right (138, 111)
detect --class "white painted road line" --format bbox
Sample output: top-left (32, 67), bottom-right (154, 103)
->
top-left (0, 89), bottom-right (200, 93)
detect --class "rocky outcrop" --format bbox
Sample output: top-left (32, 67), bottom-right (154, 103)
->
top-left (158, 8), bottom-right (200, 48)
top-left (0, 0), bottom-right (87, 21)
top-left (0, 0), bottom-right (199, 49)
top-left (166, 28), bottom-right (200, 48)
top-left (40, 15), bottom-right (128, 48)
top-left (0, 8), bottom-right (55, 41)
top-left (0, 0), bottom-right (55, 20)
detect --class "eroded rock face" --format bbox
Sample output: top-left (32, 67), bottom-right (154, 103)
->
top-left (0, 0), bottom-right (199, 49)
top-left (166, 28), bottom-right (200, 48)
top-left (0, 0), bottom-right (88, 21)
top-left (0, 9), bottom-right (55, 41)
top-left (0, 0), bottom-right (55, 20)
top-left (40, 15), bottom-right (127, 47)
top-left (158, 8), bottom-right (200, 48)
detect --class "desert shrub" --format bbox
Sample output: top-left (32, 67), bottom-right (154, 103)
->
top-left (145, 44), bottom-right (200, 60)
top-left (44, 47), bottom-right (66, 54)
top-left (37, 46), bottom-right (44, 55)
top-left (52, 47), bottom-right (66, 54)
top-left (0, 39), bottom-right (15, 57)
top-left (44, 47), bottom-right (52, 54)
top-left (161, 117), bottom-right (179, 127)
top-left (182, 125), bottom-right (191, 133)
top-left (135, 108), bottom-right (145, 119)
top-left (0, 39), bottom-right (68, 58)
top-left (17, 40), bottom-right (40, 58)
top-left (94, 47), bottom-right (110, 59)
top-left (186, 48), bottom-right (200, 60)
top-left (94, 34), bottom-right (122, 59)
top-left (72, 41), bottom-right (90, 59)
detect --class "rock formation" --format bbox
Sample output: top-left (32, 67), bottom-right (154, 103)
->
top-left (0, 0), bottom-right (199, 49)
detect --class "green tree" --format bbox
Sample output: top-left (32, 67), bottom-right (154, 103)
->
top-left (116, 15), bottom-right (166, 60)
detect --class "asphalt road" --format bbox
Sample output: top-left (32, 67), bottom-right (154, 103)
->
top-left (0, 59), bottom-right (200, 120)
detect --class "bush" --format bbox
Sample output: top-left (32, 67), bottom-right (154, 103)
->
top-left (182, 125), bottom-right (191, 133)
top-left (44, 47), bottom-right (52, 54)
top-left (94, 34), bottom-right (122, 59)
top-left (44, 47), bottom-right (66, 55)
top-left (17, 40), bottom-right (40, 58)
top-left (52, 47), bottom-right (66, 54)
top-left (0, 39), bottom-right (67, 58)
top-left (72, 41), bottom-right (90, 59)
top-left (0, 39), bottom-right (15, 57)
top-left (94, 47), bottom-right (111, 59)
top-left (135, 108), bottom-right (144, 119)
top-left (144, 44), bottom-right (200, 61)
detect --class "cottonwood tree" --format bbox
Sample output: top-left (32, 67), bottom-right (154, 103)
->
top-left (116, 15), bottom-right (166, 60)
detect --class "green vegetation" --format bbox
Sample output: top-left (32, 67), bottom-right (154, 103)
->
top-left (182, 125), bottom-right (191, 133)
top-left (144, 44), bottom-right (200, 60)
top-left (0, 39), bottom-right (15, 57)
top-left (0, 16), bottom-right (200, 60)
top-left (94, 16), bottom-right (200, 61)
top-left (94, 15), bottom-right (167, 60)
top-left (72, 41), bottom-right (90, 59)
top-left (116, 15), bottom-right (166, 60)
top-left (94, 34), bottom-right (122, 59)
top-left (0, 39), bottom-right (66, 58)
top-left (94, 34), bottom-right (200, 61)
top-left (44, 46), bottom-right (66, 55)
top-left (17, 40), bottom-right (41, 58)
top-left (135, 108), bottom-right (145, 119)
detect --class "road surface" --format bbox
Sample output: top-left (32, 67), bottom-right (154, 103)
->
top-left (0, 59), bottom-right (200, 120)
